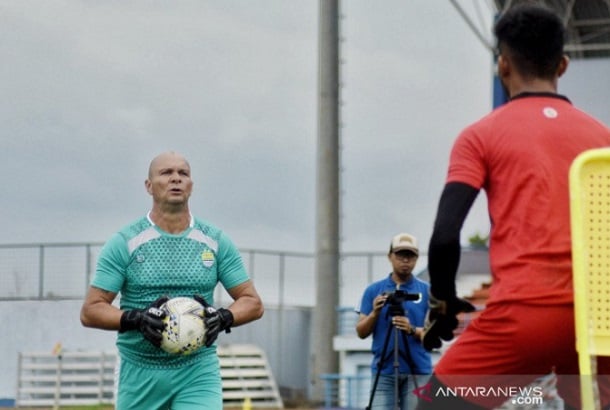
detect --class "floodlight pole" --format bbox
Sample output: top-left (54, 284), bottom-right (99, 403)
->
top-left (311, 0), bottom-right (340, 403)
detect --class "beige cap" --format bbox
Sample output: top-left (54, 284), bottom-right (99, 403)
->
top-left (390, 233), bottom-right (419, 255)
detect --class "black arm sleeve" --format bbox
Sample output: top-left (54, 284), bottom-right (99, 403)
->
top-left (428, 182), bottom-right (480, 300)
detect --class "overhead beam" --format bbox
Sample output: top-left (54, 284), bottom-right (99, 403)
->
top-left (572, 17), bottom-right (610, 27)
top-left (449, 0), bottom-right (495, 52)
top-left (565, 42), bottom-right (610, 52)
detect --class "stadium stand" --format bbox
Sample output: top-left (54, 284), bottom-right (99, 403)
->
top-left (219, 344), bottom-right (284, 408)
top-left (15, 344), bottom-right (282, 408)
top-left (15, 350), bottom-right (115, 407)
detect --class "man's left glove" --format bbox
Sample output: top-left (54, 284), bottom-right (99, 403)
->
top-left (194, 294), bottom-right (234, 347)
top-left (422, 294), bottom-right (475, 352)
top-left (119, 296), bottom-right (169, 347)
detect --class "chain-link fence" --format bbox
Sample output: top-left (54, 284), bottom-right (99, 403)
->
top-left (0, 243), bottom-right (102, 300)
top-left (0, 242), bottom-right (416, 309)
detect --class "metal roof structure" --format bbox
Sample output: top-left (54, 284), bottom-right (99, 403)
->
top-left (452, 0), bottom-right (610, 59)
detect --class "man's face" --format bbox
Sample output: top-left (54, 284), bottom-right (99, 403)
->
top-left (145, 154), bottom-right (193, 206)
top-left (389, 250), bottom-right (418, 277)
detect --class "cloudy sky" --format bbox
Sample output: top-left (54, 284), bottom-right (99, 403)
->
top-left (2, 1), bottom-right (609, 254)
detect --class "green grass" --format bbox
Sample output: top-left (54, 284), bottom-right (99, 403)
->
top-left (65, 407), bottom-right (113, 410)
top-left (6, 407), bottom-right (254, 410)
top-left (2, 405), bottom-right (308, 410)
top-left (0, 407), bottom-right (113, 410)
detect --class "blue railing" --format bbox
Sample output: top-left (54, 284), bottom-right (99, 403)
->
top-left (320, 373), bottom-right (371, 409)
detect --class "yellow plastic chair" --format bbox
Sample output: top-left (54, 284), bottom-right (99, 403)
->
top-left (570, 147), bottom-right (610, 410)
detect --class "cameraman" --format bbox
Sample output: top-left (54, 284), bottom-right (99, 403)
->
top-left (356, 233), bottom-right (432, 410)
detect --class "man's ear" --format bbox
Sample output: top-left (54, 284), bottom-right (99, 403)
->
top-left (145, 179), bottom-right (152, 195)
top-left (497, 54), bottom-right (510, 79)
top-left (557, 54), bottom-right (569, 78)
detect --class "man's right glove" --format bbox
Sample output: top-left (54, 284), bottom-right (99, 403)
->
top-left (194, 294), bottom-right (234, 347)
top-left (119, 296), bottom-right (169, 347)
top-left (422, 294), bottom-right (475, 351)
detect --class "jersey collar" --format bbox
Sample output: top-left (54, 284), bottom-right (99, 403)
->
top-left (147, 211), bottom-right (194, 228)
top-left (510, 91), bottom-right (571, 103)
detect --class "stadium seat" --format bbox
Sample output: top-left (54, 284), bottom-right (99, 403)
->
top-left (570, 147), bottom-right (610, 410)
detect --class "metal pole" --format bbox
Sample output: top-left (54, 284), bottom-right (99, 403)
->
top-left (85, 244), bottom-right (92, 294)
top-left (278, 253), bottom-right (285, 383)
top-left (367, 253), bottom-right (374, 285)
top-left (311, 0), bottom-right (340, 402)
top-left (38, 245), bottom-right (44, 299)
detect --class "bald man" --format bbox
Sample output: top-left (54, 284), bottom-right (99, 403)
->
top-left (81, 151), bottom-right (263, 410)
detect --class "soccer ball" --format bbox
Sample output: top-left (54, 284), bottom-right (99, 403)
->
top-left (160, 297), bottom-right (206, 355)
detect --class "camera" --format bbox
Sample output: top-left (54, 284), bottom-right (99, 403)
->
top-left (384, 289), bottom-right (421, 304)
top-left (383, 290), bottom-right (421, 317)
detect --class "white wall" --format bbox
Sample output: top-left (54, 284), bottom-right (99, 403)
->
top-left (0, 300), bottom-right (117, 400)
top-left (0, 300), bottom-right (312, 401)
top-left (561, 59), bottom-right (610, 125)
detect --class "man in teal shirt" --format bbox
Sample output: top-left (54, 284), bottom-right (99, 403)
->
top-left (81, 151), bottom-right (264, 410)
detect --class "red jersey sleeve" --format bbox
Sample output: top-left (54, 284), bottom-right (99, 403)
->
top-left (446, 125), bottom-right (487, 190)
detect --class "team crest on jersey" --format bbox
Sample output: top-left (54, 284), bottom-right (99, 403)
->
top-left (201, 249), bottom-right (215, 267)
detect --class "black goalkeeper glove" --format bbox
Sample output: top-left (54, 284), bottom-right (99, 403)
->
top-left (119, 296), bottom-right (169, 347)
top-left (194, 294), bottom-right (234, 347)
top-left (422, 293), bottom-right (475, 352)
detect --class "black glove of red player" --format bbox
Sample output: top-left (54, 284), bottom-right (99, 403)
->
top-left (422, 293), bottom-right (475, 351)
top-left (194, 294), bottom-right (234, 347)
top-left (119, 296), bottom-right (169, 347)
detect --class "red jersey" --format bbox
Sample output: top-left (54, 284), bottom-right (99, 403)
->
top-left (447, 93), bottom-right (610, 306)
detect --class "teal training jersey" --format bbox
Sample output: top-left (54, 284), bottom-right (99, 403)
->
top-left (91, 214), bottom-right (249, 368)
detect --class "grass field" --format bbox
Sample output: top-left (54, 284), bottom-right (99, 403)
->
top-left (0, 407), bottom-right (112, 410)
top-left (0, 407), bottom-right (256, 410)
top-left (0, 407), bottom-right (113, 410)
top-left (0, 399), bottom-right (316, 409)
top-left (0, 407), bottom-right (313, 410)
top-left (0, 408), bottom-right (312, 410)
